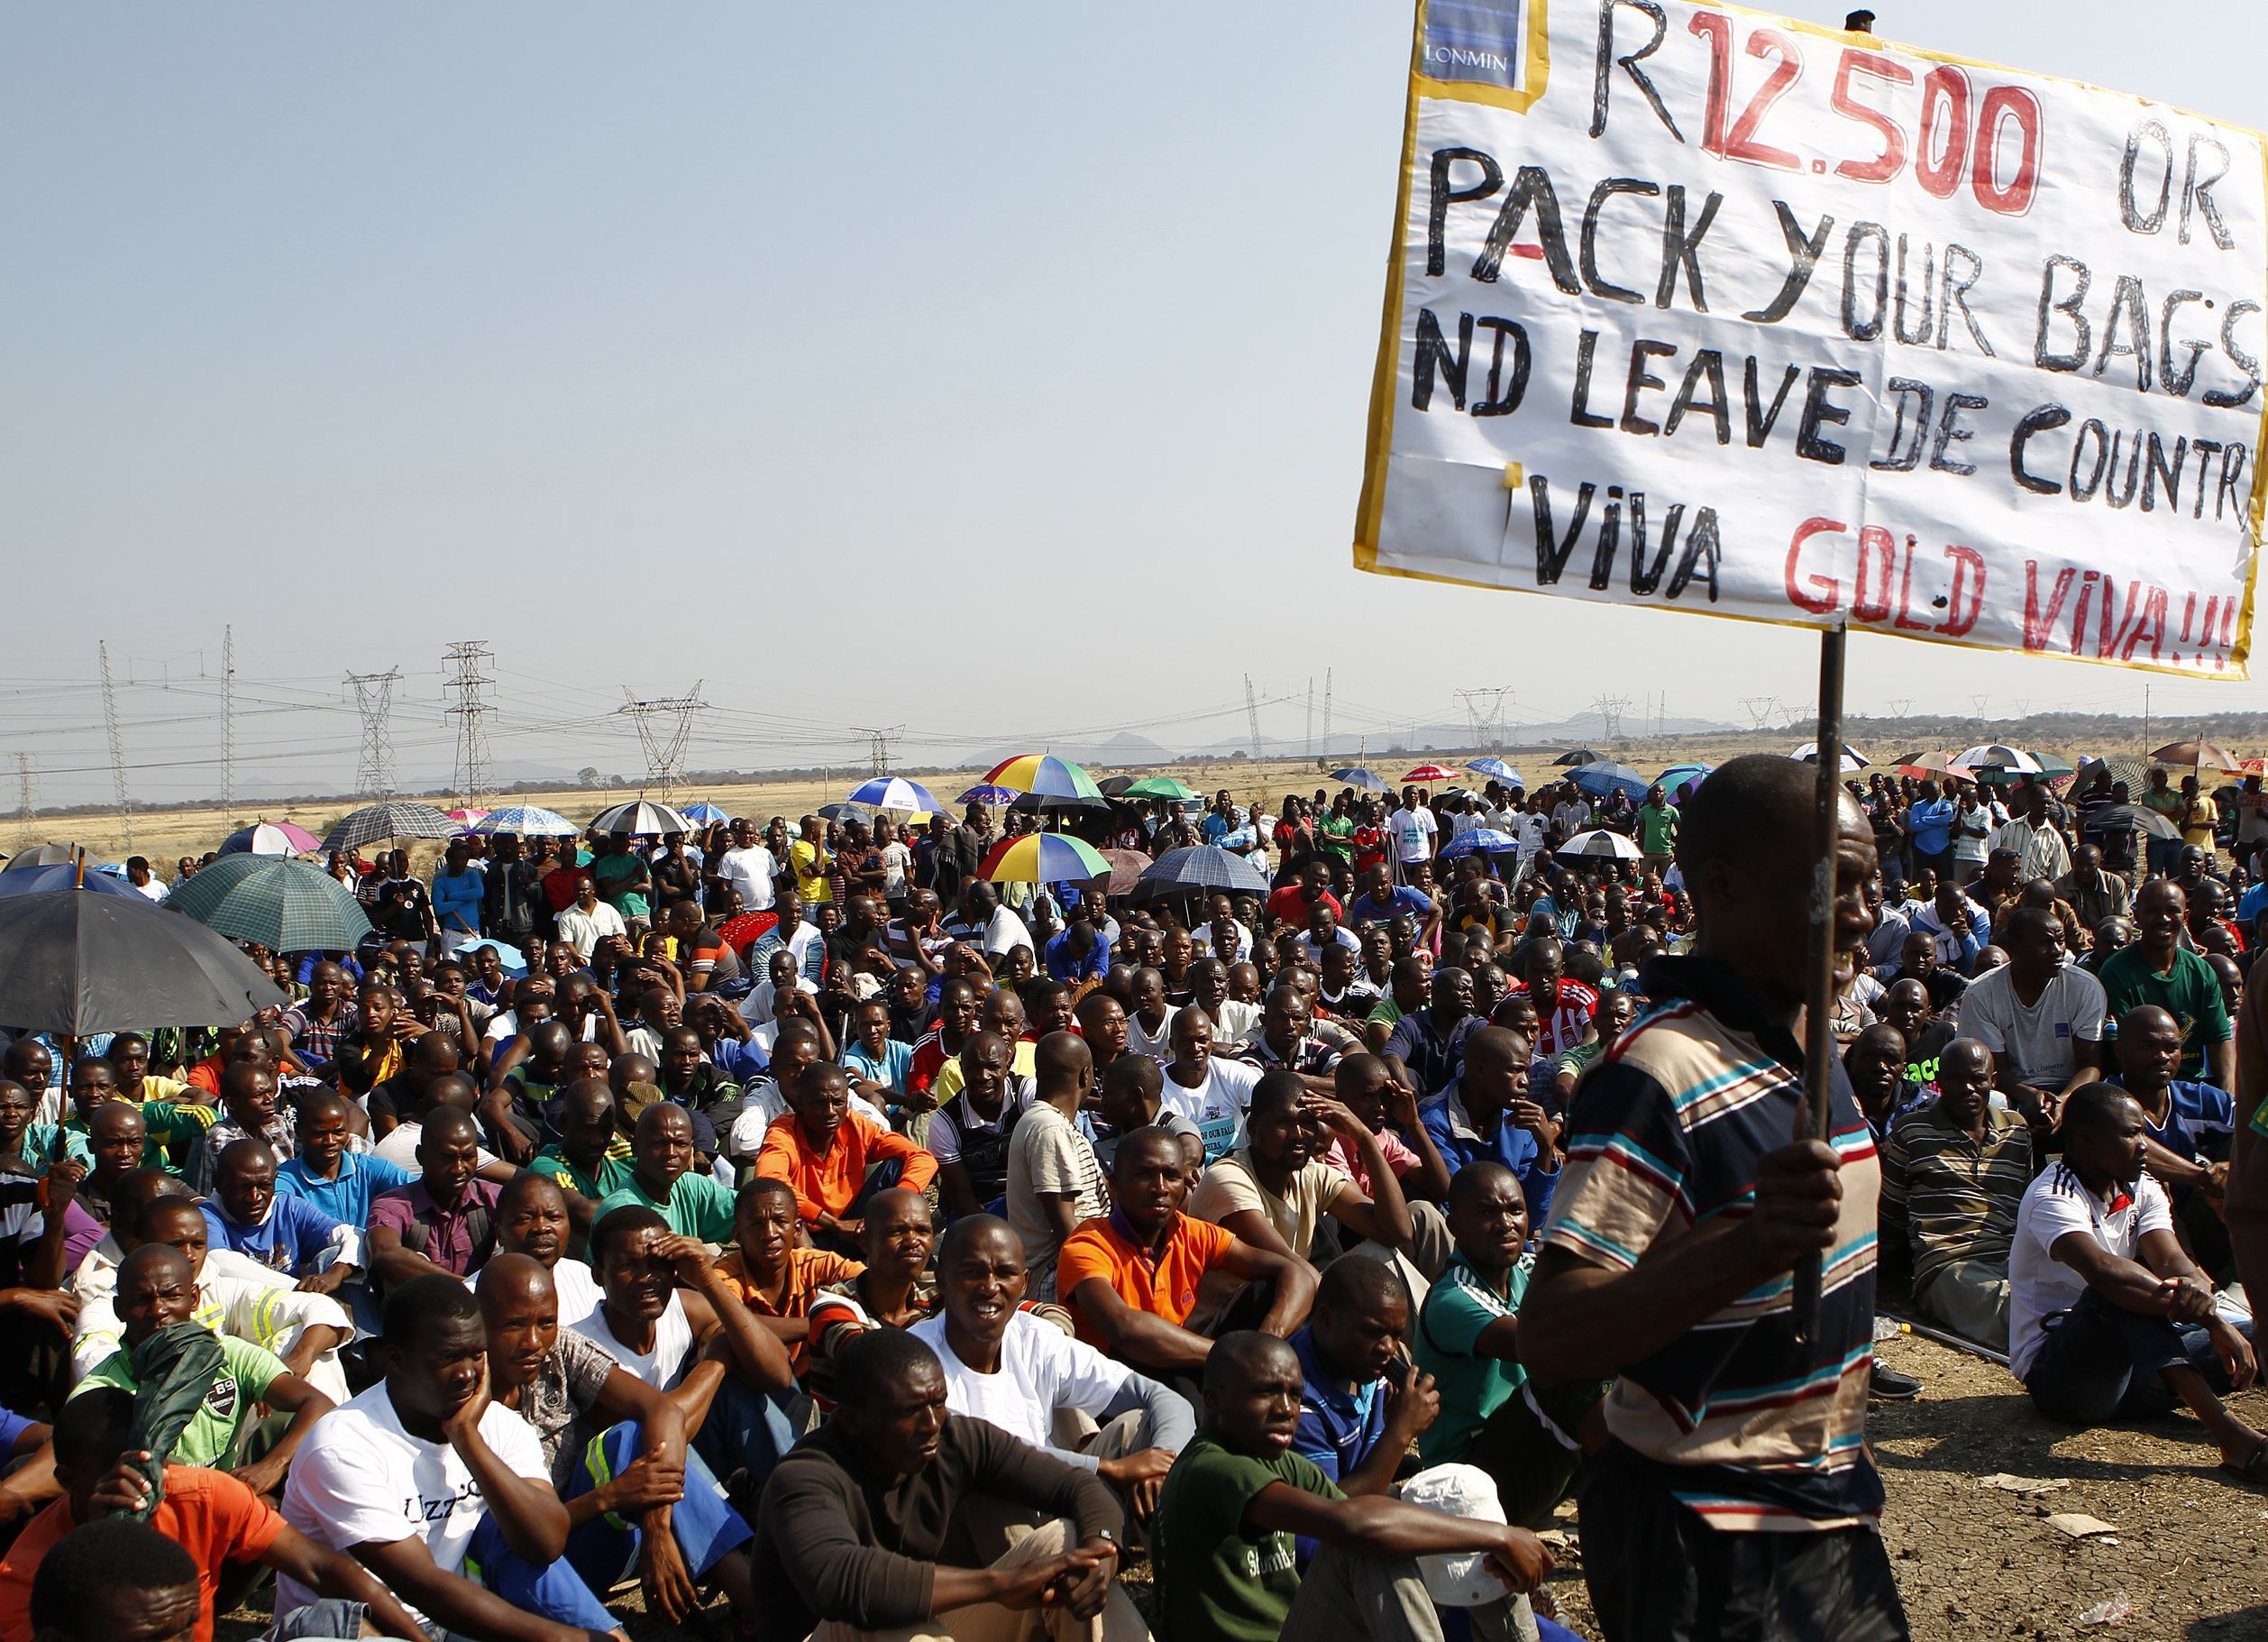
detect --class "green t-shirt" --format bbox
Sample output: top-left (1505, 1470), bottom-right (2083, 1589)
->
top-left (75, 1332), bottom-right (286, 1469)
top-left (595, 1170), bottom-right (736, 1243)
top-left (1155, 1437), bottom-right (1343, 1642)
top-left (1636, 801), bottom-right (1678, 856)
top-left (65, 1100), bottom-right (216, 1176)
top-left (2099, 943), bottom-right (2232, 1078)
top-left (529, 1147), bottom-right (636, 1203)
top-left (592, 852), bottom-right (652, 919)
top-left (1318, 815), bottom-right (1356, 861)
top-left (1413, 1250), bottom-right (1533, 1464)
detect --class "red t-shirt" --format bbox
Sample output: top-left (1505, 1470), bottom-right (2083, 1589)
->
top-left (0, 1465), bottom-right (282, 1642)
top-left (1265, 885), bottom-right (1344, 929)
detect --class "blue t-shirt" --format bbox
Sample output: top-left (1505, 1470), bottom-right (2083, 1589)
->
top-left (200, 1195), bottom-right (343, 1277)
top-left (276, 1151), bottom-right (418, 1231)
top-left (1287, 1323), bottom-right (1388, 1485)
top-left (2114, 1076), bottom-right (2237, 1167)
top-left (1422, 1082), bottom-right (1561, 1224)
top-left (842, 1039), bottom-right (916, 1095)
top-left (1346, 886), bottom-right (1432, 927)
top-left (1907, 799), bottom-right (1956, 854)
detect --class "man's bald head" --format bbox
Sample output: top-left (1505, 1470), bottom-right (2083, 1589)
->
top-left (1464, 1024), bottom-right (1529, 1073)
top-left (424, 1106), bottom-right (481, 1148)
top-left (1033, 1031), bottom-right (1091, 1092)
top-left (476, 1252), bottom-right (554, 1315)
top-left (118, 1240), bottom-right (191, 1290)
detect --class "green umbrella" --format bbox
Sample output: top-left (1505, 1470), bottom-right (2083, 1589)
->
top-left (165, 854), bottom-right (374, 952)
top-left (1121, 776), bottom-right (1200, 801)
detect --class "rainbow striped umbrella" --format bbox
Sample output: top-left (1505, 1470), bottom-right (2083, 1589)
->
top-left (980, 832), bottom-right (1112, 885)
top-left (983, 755), bottom-right (1103, 801)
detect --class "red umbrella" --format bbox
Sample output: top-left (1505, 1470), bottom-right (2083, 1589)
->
top-left (1098, 849), bottom-right (1150, 894)
top-left (1402, 764), bottom-right (1460, 784)
top-left (718, 911), bottom-right (779, 957)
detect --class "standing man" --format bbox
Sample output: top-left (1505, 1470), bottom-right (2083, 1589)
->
top-left (1635, 784), bottom-right (1678, 876)
top-left (431, 843), bottom-right (485, 959)
top-left (1989, 783), bottom-right (2073, 885)
top-left (1520, 756), bottom-right (1907, 1641)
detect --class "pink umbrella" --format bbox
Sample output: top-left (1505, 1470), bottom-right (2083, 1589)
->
top-left (444, 808), bottom-right (491, 831)
top-left (219, 821), bottom-right (322, 856)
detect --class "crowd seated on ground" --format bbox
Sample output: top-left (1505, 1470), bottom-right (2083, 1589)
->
top-left (3, 758), bottom-right (2267, 1639)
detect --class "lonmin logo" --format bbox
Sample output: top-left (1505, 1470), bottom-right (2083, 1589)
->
top-left (1428, 45), bottom-right (1510, 71)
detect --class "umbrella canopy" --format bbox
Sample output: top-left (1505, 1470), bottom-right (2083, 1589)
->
top-left (590, 800), bottom-right (691, 836)
top-left (1559, 829), bottom-right (1644, 862)
top-left (0, 863), bottom-right (142, 901)
top-left (1097, 775), bottom-right (1137, 797)
top-left (2092, 803), bottom-right (2182, 841)
top-left (322, 802), bottom-right (460, 853)
top-left (1895, 751), bottom-right (1962, 778)
top-left (983, 755), bottom-right (1103, 801)
top-left (679, 802), bottom-right (731, 825)
top-left (0, 891), bottom-right (287, 1034)
top-left (1950, 744), bottom-right (2043, 775)
top-left (1098, 849), bottom-right (1151, 894)
top-left (717, 911), bottom-right (780, 957)
top-left (846, 776), bottom-right (945, 813)
top-left (817, 802), bottom-right (873, 823)
top-left (2151, 738), bottom-right (2244, 774)
top-left (981, 832), bottom-right (1112, 885)
top-left (1792, 741), bottom-right (1872, 771)
top-left (1009, 792), bottom-right (1111, 815)
top-left (1550, 749), bottom-right (1599, 766)
top-left (165, 855), bottom-right (376, 952)
top-left (219, 821), bottom-right (321, 857)
top-left (1122, 776), bottom-right (1201, 802)
top-left (2, 842), bottom-right (105, 873)
top-left (1569, 761), bottom-right (1650, 800)
top-left (471, 805), bottom-right (581, 838)
top-left (957, 784), bottom-right (1021, 807)
top-left (2071, 754), bottom-right (2154, 794)
top-left (1439, 828), bottom-right (1520, 859)
top-left (1138, 845), bottom-right (1272, 895)
top-left (443, 808), bottom-right (489, 830)
top-left (1330, 768), bottom-right (1385, 792)
top-left (458, 938), bottom-right (527, 977)
top-left (1402, 764), bottom-right (1460, 784)
top-left (1467, 758), bottom-right (1526, 786)
top-left (1657, 764), bottom-right (1711, 803)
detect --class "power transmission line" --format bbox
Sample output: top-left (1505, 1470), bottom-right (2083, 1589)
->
top-left (849, 723), bottom-right (902, 780)
top-left (1321, 669), bottom-right (1333, 759)
top-left (14, 755), bottom-right (31, 827)
top-left (621, 684), bottom-right (710, 802)
top-left (1243, 675), bottom-right (1264, 760)
top-left (98, 641), bottom-right (133, 849)
top-left (348, 670), bottom-right (402, 797)
top-left (442, 642), bottom-right (496, 804)
top-left (220, 626), bottom-right (236, 819)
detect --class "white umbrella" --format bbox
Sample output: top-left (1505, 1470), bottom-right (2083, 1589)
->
top-left (1791, 741), bottom-right (1871, 773)
top-left (1557, 830), bottom-right (1643, 862)
top-left (590, 800), bottom-right (692, 836)
top-left (1950, 745), bottom-right (2044, 774)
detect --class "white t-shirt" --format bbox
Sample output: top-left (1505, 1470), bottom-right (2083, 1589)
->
top-left (571, 1294), bottom-right (694, 1390)
top-left (1126, 1005), bottom-right (1179, 1062)
top-left (909, 1309), bottom-right (1131, 1455)
top-left (472, 1255), bottom-right (602, 1327)
top-left (879, 842), bottom-right (916, 898)
top-left (1191, 921), bottom-right (1254, 965)
top-left (1960, 965), bottom-right (2108, 1090)
top-left (2008, 1162), bottom-right (2174, 1380)
top-left (371, 1121), bottom-right (499, 1174)
top-left (279, 1383), bottom-right (549, 1626)
top-left (985, 905), bottom-right (1035, 957)
top-left (1159, 1056), bottom-right (1262, 1161)
top-left (1204, 998), bottom-right (1265, 1052)
top-left (718, 845), bottom-right (778, 913)
top-left (1387, 807), bottom-right (1437, 863)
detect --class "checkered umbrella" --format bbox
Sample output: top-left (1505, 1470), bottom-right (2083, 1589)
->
top-left (165, 854), bottom-right (375, 952)
top-left (321, 802), bottom-right (460, 853)
top-left (1137, 845), bottom-right (1272, 894)
top-left (470, 805), bottom-right (582, 838)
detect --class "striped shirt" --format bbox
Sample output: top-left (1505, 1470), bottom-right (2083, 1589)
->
top-left (1504, 978), bottom-right (1599, 1059)
top-left (1879, 1103), bottom-right (2032, 1293)
top-left (1541, 956), bottom-right (1881, 1533)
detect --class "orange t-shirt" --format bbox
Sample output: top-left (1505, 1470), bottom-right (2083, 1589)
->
top-left (1056, 1212), bottom-right (1237, 1349)
top-left (0, 1464), bottom-right (282, 1642)
top-left (754, 1112), bottom-right (938, 1222)
top-left (715, 1244), bottom-right (864, 1371)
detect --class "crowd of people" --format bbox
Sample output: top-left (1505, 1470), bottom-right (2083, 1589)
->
top-left (2, 748), bottom-right (2265, 1642)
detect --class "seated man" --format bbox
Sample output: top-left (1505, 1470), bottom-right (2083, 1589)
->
top-left (912, 1215), bottom-right (1193, 1537)
top-left (275, 1093), bottom-right (418, 1233)
top-left (366, 1109), bottom-right (501, 1286)
top-left (747, 1328), bottom-right (1146, 1642)
top-left (755, 1064), bottom-right (937, 1252)
top-left (72, 1101), bottom-right (147, 1234)
top-left (2111, 1004), bottom-right (2238, 1279)
top-left (0, 1391), bottom-right (423, 1642)
top-left (1153, 1331), bottom-right (1550, 1642)
top-left (190, 1060), bottom-right (296, 1193)
top-left (1093, 1055), bottom-right (1202, 1177)
top-left (71, 1243), bottom-right (332, 1500)
top-left (1879, 1040), bottom-right (2032, 1349)
top-left (1958, 906), bottom-right (2107, 1124)
top-left (199, 1140), bottom-right (359, 1291)
top-left (478, 1253), bottom-right (757, 1627)
top-left (572, 1206), bottom-right (796, 1497)
top-left (526, 1078), bottom-right (636, 1232)
top-left (929, 1032), bottom-right (1031, 1222)
top-left (61, 1054), bottom-right (212, 1183)
top-left (806, 1189), bottom-right (946, 1395)
top-left (1007, 1033), bottom-right (1111, 1303)
top-left (280, 1275), bottom-right (628, 1642)
top-left (2009, 1083), bottom-right (2266, 1475)
top-left (471, 1172), bottom-right (603, 1327)
top-left (1057, 1128), bottom-right (1315, 1380)
top-left (713, 1176), bottom-right (863, 1380)
top-left (1186, 1071), bottom-right (1415, 1328)
top-left (1158, 1008), bottom-right (1261, 1165)
top-left (1289, 1255), bottom-right (1440, 1497)
top-left (1419, 1026), bottom-right (1563, 1224)
top-left (1414, 1162), bottom-right (1602, 1532)
top-left (72, 1179), bottom-right (352, 1399)
top-left (594, 1103), bottom-right (736, 1245)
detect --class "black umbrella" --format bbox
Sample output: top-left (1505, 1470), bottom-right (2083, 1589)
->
top-left (1550, 749), bottom-right (1600, 767)
top-left (1097, 775), bottom-right (1137, 797)
top-left (0, 891), bottom-right (287, 1035)
top-left (1010, 793), bottom-right (1112, 814)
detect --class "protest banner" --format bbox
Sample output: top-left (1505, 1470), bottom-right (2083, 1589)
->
top-left (1354, 0), bottom-right (2268, 677)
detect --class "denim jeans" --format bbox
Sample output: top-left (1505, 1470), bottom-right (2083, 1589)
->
top-left (562, 1417), bottom-right (754, 1592)
top-left (2024, 1287), bottom-right (2245, 1424)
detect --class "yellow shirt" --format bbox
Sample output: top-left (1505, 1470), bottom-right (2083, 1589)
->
top-left (932, 1039), bottom-right (1038, 1104)
top-left (791, 839), bottom-right (833, 904)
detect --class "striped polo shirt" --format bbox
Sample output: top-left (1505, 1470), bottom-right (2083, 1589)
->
top-left (1541, 956), bottom-right (1882, 1533)
top-left (1879, 1103), bottom-right (2033, 1294)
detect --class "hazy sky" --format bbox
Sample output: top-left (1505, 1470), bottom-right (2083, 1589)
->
top-left (4, 2), bottom-right (2264, 803)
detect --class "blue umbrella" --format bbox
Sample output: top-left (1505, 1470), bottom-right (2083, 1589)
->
top-left (847, 776), bottom-right (945, 813)
top-left (471, 805), bottom-right (581, 838)
top-left (0, 863), bottom-right (143, 901)
top-left (679, 802), bottom-right (731, 825)
top-left (957, 784), bottom-right (1020, 807)
top-left (1569, 761), bottom-right (1650, 801)
top-left (1138, 846), bottom-right (1272, 895)
top-left (1467, 758), bottom-right (1526, 786)
top-left (1439, 828), bottom-right (1521, 859)
top-left (1330, 767), bottom-right (1385, 793)
top-left (1658, 764), bottom-right (1711, 803)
